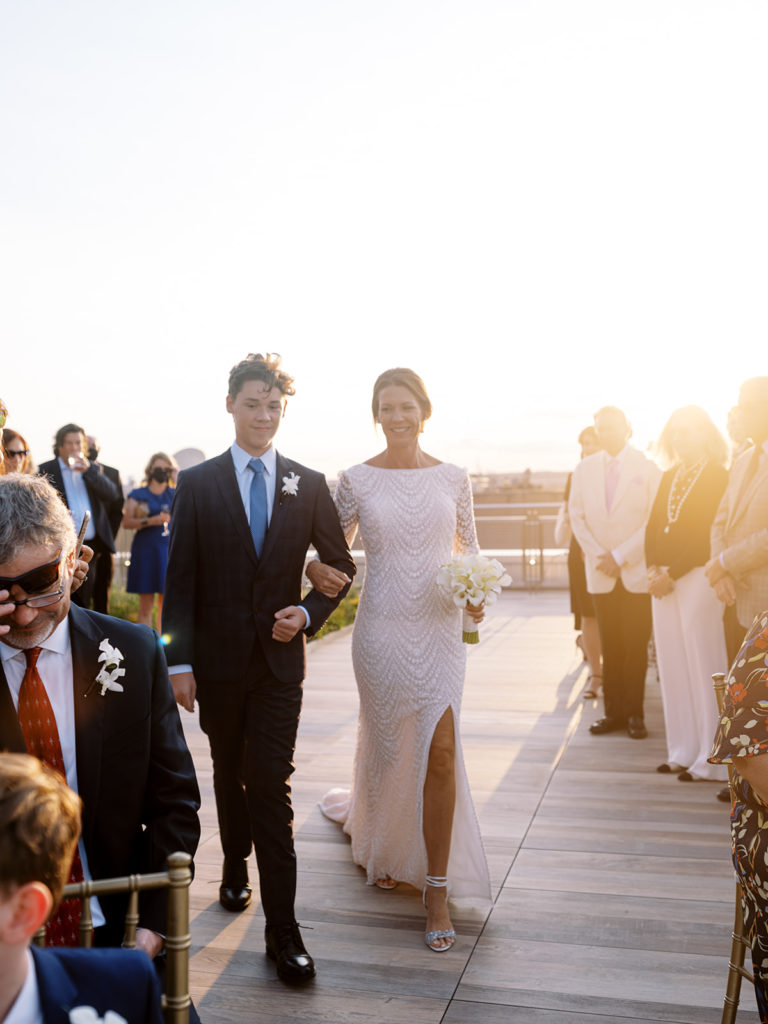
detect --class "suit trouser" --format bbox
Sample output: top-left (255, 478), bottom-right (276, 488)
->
top-left (198, 641), bottom-right (303, 928)
top-left (592, 581), bottom-right (651, 722)
top-left (651, 567), bottom-right (728, 780)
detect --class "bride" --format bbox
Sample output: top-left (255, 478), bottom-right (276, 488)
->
top-left (309, 367), bottom-right (491, 952)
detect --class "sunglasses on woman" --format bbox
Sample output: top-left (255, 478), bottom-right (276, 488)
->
top-left (4, 449), bottom-right (29, 459)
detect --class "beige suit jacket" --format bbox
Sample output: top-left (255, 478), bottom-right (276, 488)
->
top-left (569, 446), bottom-right (661, 595)
top-left (710, 444), bottom-right (768, 628)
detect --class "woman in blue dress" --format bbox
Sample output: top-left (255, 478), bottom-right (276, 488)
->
top-left (122, 452), bottom-right (177, 628)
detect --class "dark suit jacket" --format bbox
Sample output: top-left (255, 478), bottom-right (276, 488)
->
top-left (32, 945), bottom-right (163, 1023)
top-left (0, 606), bottom-right (201, 942)
top-left (38, 459), bottom-right (122, 553)
top-left (99, 461), bottom-right (124, 539)
top-left (162, 449), bottom-right (356, 685)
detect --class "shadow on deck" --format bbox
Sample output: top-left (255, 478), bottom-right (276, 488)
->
top-left (179, 590), bottom-right (757, 1024)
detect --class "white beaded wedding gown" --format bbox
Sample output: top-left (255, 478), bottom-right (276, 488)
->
top-left (320, 462), bottom-right (491, 902)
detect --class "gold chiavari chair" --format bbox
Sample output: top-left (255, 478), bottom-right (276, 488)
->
top-left (33, 851), bottom-right (192, 1024)
top-left (713, 671), bottom-right (754, 1024)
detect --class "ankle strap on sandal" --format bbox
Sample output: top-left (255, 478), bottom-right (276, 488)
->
top-left (425, 874), bottom-right (449, 888)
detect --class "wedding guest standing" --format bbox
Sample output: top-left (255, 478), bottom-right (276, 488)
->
top-left (122, 452), bottom-right (177, 629)
top-left (311, 367), bottom-right (490, 953)
top-left (37, 424), bottom-right (121, 611)
top-left (162, 353), bottom-right (354, 984)
top-left (2, 429), bottom-right (35, 474)
top-left (569, 406), bottom-right (661, 739)
top-left (710, 613), bottom-right (768, 1023)
top-left (558, 426), bottom-right (603, 698)
top-left (644, 406), bottom-right (728, 782)
top-left (707, 378), bottom-right (768, 663)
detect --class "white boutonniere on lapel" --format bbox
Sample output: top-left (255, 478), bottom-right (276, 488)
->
top-left (281, 472), bottom-right (300, 499)
top-left (69, 1007), bottom-right (128, 1024)
top-left (90, 638), bottom-right (125, 697)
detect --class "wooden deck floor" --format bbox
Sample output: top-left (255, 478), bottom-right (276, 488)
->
top-left (180, 590), bottom-right (759, 1023)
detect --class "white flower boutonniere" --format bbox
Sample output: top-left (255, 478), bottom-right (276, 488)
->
top-left (281, 472), bottom-right (300, 498)
top-left (94, 638), bottom-right (125, 696)
top-left (69, 1007), bottom-right (128, 1024)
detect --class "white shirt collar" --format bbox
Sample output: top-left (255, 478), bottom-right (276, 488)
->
top-left (0, 616), bottom-right (70, 665)
top-left (230, 441), bottom-right (277, 477)
top-left (605, 445), bottom-right (628, 466)
top-left (5, 949), bottom-right (43, 1024)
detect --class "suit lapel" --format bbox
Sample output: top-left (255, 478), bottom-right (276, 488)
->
top-left (260, 452), bottom-right (291, 565)
top-left (211, 451), bottom-right (260, 568)
top-left (69, 605), bottom-right (107, 854)
top-left (0, 654), bottom-right (26, 753)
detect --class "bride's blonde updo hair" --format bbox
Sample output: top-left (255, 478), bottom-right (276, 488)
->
top-left (371, 368), bottom-right (432, 426)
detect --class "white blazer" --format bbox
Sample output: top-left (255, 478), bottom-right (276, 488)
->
top-left (569, 446), bottom-right (661, 594)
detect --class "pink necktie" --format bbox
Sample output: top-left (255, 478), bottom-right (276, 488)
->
top-left (605, 458), bottom-right (620, 511)
top-left (17, 647), bottom-right (84, 946)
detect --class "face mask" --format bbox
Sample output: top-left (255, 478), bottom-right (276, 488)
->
top-left (150, 467), bottom-right (170, 483)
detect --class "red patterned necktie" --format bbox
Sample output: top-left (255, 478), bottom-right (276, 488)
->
top-left (17, 646), bottom-right (84, 946)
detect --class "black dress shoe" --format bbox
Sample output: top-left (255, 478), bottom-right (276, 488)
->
top-left (627, 716), bottom-right (648, 739)
top-left (589, 716), bottom-right (625, 735)
top-left (717, 786), bottom-right (731, 802)
top-left (219, 881), bottom-right (252, 912)
top-left (219, 858), bottom-right (252, 912)
top-left (265, 921), bottom-right (316, 983)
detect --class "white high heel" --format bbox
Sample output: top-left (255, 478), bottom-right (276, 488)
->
top-left (422, 874), bottom-right (455, 952)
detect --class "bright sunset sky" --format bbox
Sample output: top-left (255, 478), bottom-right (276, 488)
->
top-left (2, 1), bottom-right (766, 482)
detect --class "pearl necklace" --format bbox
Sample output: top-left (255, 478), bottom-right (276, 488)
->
top-left (664, 459), bottom-right (706, 533)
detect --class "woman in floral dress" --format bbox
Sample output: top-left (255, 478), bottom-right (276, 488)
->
top-left (710, 612), bottom-right (768, 1022)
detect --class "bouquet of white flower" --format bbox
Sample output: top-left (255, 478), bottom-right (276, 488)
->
top-left (436, 554), bottom-right (511, 644)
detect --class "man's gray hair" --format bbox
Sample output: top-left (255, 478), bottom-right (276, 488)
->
top-left (0, 474), bottom-right (76, 565)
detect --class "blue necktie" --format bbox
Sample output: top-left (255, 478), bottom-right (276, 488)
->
top-left (248, 457), bottom-right (268, 557)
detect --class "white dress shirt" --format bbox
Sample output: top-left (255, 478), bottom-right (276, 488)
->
top-left (230, 441), bottom-right (277, 525)
top-left (57, 457), bottom-right (95, 541)
top-left (0, 621), bottom-right (104, 926)
top-left (4, 950), bottom-right (43, 1024)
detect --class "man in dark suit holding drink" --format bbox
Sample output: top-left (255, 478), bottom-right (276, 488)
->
top-left (162, 353), bottom-right (355, 984)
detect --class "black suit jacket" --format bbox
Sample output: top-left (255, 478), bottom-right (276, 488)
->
top-left (99, 461), bottom-right (124, 538)
top-left (0, 606), bottom-right (201, 941)
top-left (162, 449), bottom-right (356, 685)
top-left (38, 459), bottom-right (122, 552)
top-left (32, 945), bottom-right (163, 1024)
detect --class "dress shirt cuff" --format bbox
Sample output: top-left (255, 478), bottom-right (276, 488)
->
top-left (719, 552), bottom-right (727, 570)
top-left (299, 605), bottom-right (311, 630)
top-left (168, 664), bottom-right (193, 675)
top-left (611, 547), bottom-right (625, 566)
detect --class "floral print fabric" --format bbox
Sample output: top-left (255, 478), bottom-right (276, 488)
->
top-left (710, 611), bottom-right (768, 1022)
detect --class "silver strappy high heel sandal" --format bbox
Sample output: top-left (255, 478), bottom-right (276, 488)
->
top-left (422, 874), bottom-right (456, 952)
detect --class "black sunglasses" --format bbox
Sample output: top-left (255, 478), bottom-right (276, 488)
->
top-left (0, 552), bottom-right (63, 596)
top-left (4, 449), bottom-right (29, 458)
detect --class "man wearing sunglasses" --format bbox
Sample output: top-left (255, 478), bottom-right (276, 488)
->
top-left (0, 474), bottom-right (200, 967)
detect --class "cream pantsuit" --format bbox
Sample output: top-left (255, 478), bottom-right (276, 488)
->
top-left (651, 566), bottom-right (728, 780)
